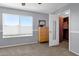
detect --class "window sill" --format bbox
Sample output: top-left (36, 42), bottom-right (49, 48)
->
top-left (3, 34), bottom-right (33, 38)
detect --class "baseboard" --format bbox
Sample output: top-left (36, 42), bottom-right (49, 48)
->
top-left (0, 41), bottom-right (38, 48)
top-left (70, 49), bottom-right (79, 56)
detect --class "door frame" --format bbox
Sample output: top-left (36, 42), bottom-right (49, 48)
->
top-left (57, 9), bottom-right (70, 51)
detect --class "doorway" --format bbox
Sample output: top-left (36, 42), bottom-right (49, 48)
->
top-left (59, 16), bottom-right (69, 49)
top-left (59, 16), bottom-right (69, 42)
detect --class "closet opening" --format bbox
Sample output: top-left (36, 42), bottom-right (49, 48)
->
top-left (59, 16), bottom-right (69, 49)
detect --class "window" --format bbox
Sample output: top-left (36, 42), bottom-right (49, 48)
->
top-left (3, 13), bottom-right (33, 38)
top-left (20, 16), bottom-right (33, 35)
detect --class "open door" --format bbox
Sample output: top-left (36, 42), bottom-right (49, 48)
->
top-left (49, 15), bottom-right (59, 46)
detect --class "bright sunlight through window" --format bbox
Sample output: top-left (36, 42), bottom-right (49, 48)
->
top-left (3, 13), bottom-right (33, 38)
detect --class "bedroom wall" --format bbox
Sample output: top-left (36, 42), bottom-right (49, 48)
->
top-left (53, 3), bottom-right (79, 55)
top-left (0, 6), bottom-right (49, 47)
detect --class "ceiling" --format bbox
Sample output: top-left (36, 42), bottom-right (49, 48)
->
top-left (0, 3), bottom-right (69, 14)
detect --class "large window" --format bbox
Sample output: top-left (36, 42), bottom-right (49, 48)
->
top-left (3, 13), bottom-right (33, 38)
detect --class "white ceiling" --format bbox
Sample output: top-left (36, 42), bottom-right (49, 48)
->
top-left (0, 3), bottom-right (69, 14)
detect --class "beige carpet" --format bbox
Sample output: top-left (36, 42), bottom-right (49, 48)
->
top-left (0, 41), bottom-right (76, 56)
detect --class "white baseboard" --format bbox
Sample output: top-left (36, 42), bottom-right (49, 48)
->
top-left (70, 50), bottom-right (79, 56)
top-left (0, 41), bottom-right (38, 48)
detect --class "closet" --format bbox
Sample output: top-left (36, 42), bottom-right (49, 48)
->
top-left (59, 17), bottom-right (69, 42)
top-left (63, 17), bottom-right (69, 41)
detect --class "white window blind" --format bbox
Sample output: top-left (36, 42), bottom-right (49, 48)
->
top-left (19, 16), bottom-right (33, 35)
top-left (3, 13), bottom-right (33, 38)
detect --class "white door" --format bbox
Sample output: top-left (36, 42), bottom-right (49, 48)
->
top-left (49, 14), bottom-right (59, 46)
